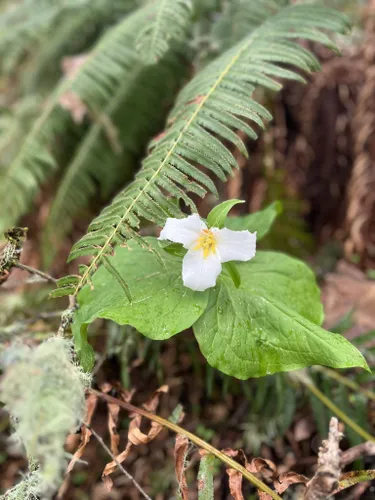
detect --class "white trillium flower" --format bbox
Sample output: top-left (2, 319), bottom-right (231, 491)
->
top-left (159, 214), bottom-right (257, 291)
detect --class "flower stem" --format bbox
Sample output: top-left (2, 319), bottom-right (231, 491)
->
top-left (312, 366), bottom-right (375, 401)
top-left (293, 371), bottom-right (375, 442)
top-left (223, 262), bottom-right (241, 288)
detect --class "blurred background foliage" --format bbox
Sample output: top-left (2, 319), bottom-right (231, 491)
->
top-left (0, 0), bottom-right (374, 498)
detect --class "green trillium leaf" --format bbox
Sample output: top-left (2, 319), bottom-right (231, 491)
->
top-left (225, 201), bottom-right (282, 239)
top-left (159, 241), bottom-right (186, 257)
top-left (193, 252), bottom-right (368, 379)
top-left (238, 251), bottom-right (324, 325)
top-left (72, 238), bottom-right (209, 341)
top-left (206, 199), bottom-right (245, 228)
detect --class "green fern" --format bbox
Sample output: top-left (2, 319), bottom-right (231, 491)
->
top-left (43, 53), bottom-right (185, 262)
top-left (0, 0), bottom-right (94, 75)
top-left (0, 97), bottom-right (43, 168)
top-left (136, 0), bottom-right (193, 64)
top-left (212, 0), bottom-right (288, 50)
top-left (24, 0), bottom-right (139, 94)
top-left (64, 4), bottom-right (349, 297)
top-left (0, 4), bottom-right (170, 235)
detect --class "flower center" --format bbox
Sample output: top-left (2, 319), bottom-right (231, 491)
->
top-left (193, 229), bottom-right (217, 258)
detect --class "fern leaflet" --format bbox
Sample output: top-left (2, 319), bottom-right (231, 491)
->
top-left (136, 0), bottom-right (193, 64)
top-left (212, 0), bottom-right (288, 50)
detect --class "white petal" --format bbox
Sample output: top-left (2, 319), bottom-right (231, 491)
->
top-left (214, 228), bottom-right (256, 263)
top-left (182, 249), bottom-right (222, 291)
top-left (159, 214), bottom-right (206, 249)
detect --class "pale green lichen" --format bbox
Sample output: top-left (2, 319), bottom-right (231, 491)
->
top-left (0, 337), bottom-right (91, 498)
top-left (1, 460), bottom-right (41, 500)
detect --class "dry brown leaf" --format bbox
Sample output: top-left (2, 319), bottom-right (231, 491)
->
top-left (222, 448), bottom-right (240, 458)
top-left (66, 392), bottom-right (98, 473)
top-left (321, 260), bottom-right (375, 338)
top-left (274, 471), bottom-right (308, 494)
top-left (209, 447), bottom-right (308, 497)
top-left (222, 449), bottom-right (277, 480)
top-left (102, 385), bottom-right (167, 490)
top-left (227, 469), bottom-right (244, 500)
top-left (119, 387), bottom-right (135, 403)
top-left (102, 442), bottom-right (133, 491)
top-left (128, 413), bottom-right (163, 446)
top-left (143, 384), bottom-right (169, 412)
top-left (223, 449), bottom-right (278, 499)
top-left (107, 402), bottom-right (120, 456)
top-left (258, 493), bottom-right (272, 500)
top-left (247, 458), bottom-right (277, 479)
top-left (174, 435), bottom-right (189, 500)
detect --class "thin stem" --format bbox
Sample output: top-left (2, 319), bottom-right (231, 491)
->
top-left (312, 366), bottom-right (375, 402)
top-left (338, 469), bottom-right (375, 492)
top-left (14, 262), bottom-right (57, 284)
top-left (294, 373), bottom-right (375, 443)
top-left (341, 442), bottom-right (375, 466)
top-left (90, 389), bottom-right (282, 500)
top-left (83, 422), bottom-right (152, 500)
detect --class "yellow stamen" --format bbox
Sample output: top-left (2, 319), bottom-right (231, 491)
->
top-left (193, 229), bottom-right (217, 258)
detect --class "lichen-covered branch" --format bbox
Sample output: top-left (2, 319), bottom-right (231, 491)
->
top-left (304, 417), bottom-right (342, 500)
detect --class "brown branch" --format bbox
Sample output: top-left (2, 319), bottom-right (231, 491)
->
top-left (14, 262), bottom-right (57, 284)
top-left (304, 417), bottom-right (342, 500)
top-left (341, 442), bottom-right (375, 466)
top-left (90, 389), bottom-right (283, 500)
top-left (83, 422), bottom-right (152, 500)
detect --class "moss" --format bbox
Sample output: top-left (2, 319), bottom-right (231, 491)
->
top-left (0, 337), bottom-right (91, 498)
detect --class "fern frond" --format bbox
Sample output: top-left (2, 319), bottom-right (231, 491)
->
top-left (136, 0), bottom-right (193, 64)
top-left (43, 53), bottom-right (184, 262)
top-left (0, 97), bottom-right (42, 168)
top-left (0, 4), bottom-right (167, 234)
top-left (66, 4), bottom-right (349, 296)
top-left (212, 0), bottom-right (288, 50)
top-left (0, 0), bottom-right (93, 74)
top-left (24, 0), bottom-right (138, 94)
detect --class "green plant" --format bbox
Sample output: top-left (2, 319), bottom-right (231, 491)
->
top-left (0, 2), bottom-right (372, 497)
top-left (3, 0), bottom-right (362, 379)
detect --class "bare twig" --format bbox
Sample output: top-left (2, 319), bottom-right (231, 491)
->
top-left (304, 417), bottom-right (342, 500)
top-left (83, 422), bottom-right (152, 500)
top-left (14, 262), bottom-right (57, 284)
top-left (1, 275), bottom-right (49, 288)
top-left (90, 389), bottom-right (283, 500)
top-left (341, 442), bottom-right (375, 466)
